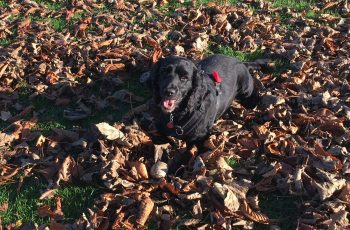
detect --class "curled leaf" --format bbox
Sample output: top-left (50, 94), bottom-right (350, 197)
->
top-left (136, 196), bottom-right (154, 226)
top-left (150, 161), bottom-right (168, 179)
top-left (240, 200), bottom-right (270, 224)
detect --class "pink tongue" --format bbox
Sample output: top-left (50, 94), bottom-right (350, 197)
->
top-left (163, 100), bottom-right (175, 109)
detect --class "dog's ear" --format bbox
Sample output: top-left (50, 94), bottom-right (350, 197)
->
top-left (186, 66), bottom-right (206, 111)
top-left (149, 58), bottom-right (163, 104)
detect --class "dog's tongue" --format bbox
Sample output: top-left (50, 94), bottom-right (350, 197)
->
top-left (163, 99), bottom-right (175, 110)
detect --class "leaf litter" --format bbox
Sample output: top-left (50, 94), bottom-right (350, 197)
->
top-left (0, 0), bottom-right (350, 229)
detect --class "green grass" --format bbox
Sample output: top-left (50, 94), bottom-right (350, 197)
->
top-left (19, 9), bottom-right (86, 33)
top-left (0, 178), bottom-right (49, 225)
top-left (305, 10), bottom-right (317, 19)
top-left (55, 185), bottom-right (99, 222)
top-left (49, 17), bottom-right (67, 32)
top-left (271, 0), bottom-right (316, 11)
top-left (31, 97), bottom-right (70, 134)
top-left (147, 220), bottom-right (158, 230)
top-left (32, 0), bottom-right (67, 11)
top-left (0, 0), bottom-right (7, 8)
top-left (226, 158), bottom-right (238, 168)
top-left (93, 4), bottom-right (114, 14)
top-left (160, 0), bottom-right (238, 12)
top-left (0, 27), bottom-right (18, 47)
top-left (21, 73), bottom-right (148, 135)
top-left (306, 9), bottom-right (341, 20)
top-left (271, 58), bottom-right (291, 77)
top-left (196, 0), bottom-right (238, 5)
top-left (7, 14), bottom-right (21, 22)
top-left (0, 177), bottom-right (99, 225)
top-left (209, 45), bottom-right (292, 80)
top-left (254, 193), bottom-right (302, 230)
top-left (71, 11), bottom-right (86, 22)
top-left (0, 38), bottom-right (12, 47)
top-left (210, 45), bottom-right (264, 62)
top-left (49, 10), bottom-right (87, 32)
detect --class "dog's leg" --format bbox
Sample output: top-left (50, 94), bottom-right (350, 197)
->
top-left (236, 64), bottom-right (263, 109)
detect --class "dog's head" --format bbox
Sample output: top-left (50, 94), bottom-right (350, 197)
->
top-left (150, 56), bottom-right (203, 113)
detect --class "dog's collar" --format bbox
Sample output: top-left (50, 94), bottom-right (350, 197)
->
top-left (167, 107), bottom-right (204, 136)
top-left (163, 71), bottom-right (222, 137)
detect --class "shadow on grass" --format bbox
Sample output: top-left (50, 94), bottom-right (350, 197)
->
top-left (0, 71), bottom-right (149, 226)
top-left (0, 71), bottom-right (150, 135)
top-left (0, 176), bottom-right (100, 225)
top-left (207, 45), bottom-right (265, 62)
top-left (208, 45), bottom-right (293, 78)
top-left (254, 193), bottom-right (302, 230)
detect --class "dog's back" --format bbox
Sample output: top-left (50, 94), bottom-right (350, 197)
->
top-left (198, 54), bottom-right (255, 117)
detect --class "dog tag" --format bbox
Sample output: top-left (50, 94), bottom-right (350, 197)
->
top-left (167, 122), bottom-right (174, 129)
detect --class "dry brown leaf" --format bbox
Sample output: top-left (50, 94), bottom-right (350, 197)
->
top-left (104, 63), bottom-right (125, 74)
top-left (7, 106), bottom-right (34, 123)
top-left (312, 178), bottom-right (346, 201)
top-left (212, 183), bottom-right (240, 212)
top-left (37, 205), bottom-right (60, 219)
top-left (177, 218), bottom-right (201, 227)
top-left (128, 161), bottom-right (149, 180)
top-left (152, 47), bottom-right (163, 64)
top-left (46, 71), bottom-right (59, 84)
top-left (255, 176), bottom-right (275, 192)
top-left (262, 163), bottom-right (282, 178)
top-left (39, 189), bottom-right (57, 200)
top-left (240, 200), bottom-right (270, 224)
top-left (136, 196), bottom-right (154, 226)
top-left (324, 37), bottom-right (338, 53)
top-left (338, 183), bottom-right (350, 202)
top-left (150, 161), bottom-right (168, 179)
top-left (94, 122), bottom-right (125, 141)
top-left (321, 1), bottom-right (340, 11)
top-left (0, 62), bottom-right (9, 78)
top-left (314, 143), bottom-right (342, 171)
top-left (253, 122), bottom-right (270, 139)
top-left (0, 165), bottom-right (19, 185)
top-left (216, 157), bottom-right (233, 171)
top-left (35, 135), bottom-right (46, 148)
top-left (58, 155), bottom-right (81, 182)
top-left (18, 18), bottom-right (31, 30)
top-left (98, 39), bottom-right (114, 48)
top-left (237, 137), bottom-right (259, 150)
top-left (145, 36), bottom-right (159, 48)
top-left (0, 202), bottom-right (8, 212)
top-left (159, 178), bottom-right (179, 195)
top-left (266, 142), bottom-right (282, 156)
top-left (37, 205), bottom-right (52, 217)
top-left (49, 220), bottom-right (66, 230)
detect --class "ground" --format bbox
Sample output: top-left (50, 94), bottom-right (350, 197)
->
top-left (0, 0), bottom-right (349, 229)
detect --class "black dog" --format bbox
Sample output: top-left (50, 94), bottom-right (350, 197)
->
top-left (148, 54), bottom-right (259, 149)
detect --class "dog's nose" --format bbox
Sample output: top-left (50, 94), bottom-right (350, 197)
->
top-left (165, 88), bottom-right (176, 97)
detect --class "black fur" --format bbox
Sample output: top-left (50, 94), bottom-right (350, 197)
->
top-left (149, 54), bottom-right (259, 147)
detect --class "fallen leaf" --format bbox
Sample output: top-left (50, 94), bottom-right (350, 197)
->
top-left (240, 200), bottom-right (270, 224)
top-left (136, 196), bottom-right (154, 226)
top-left (338, 183), bottom-right (350, 202)
top-left (128, 161), bottom-right (149, 180)
top-left (150, 161), bottom-right (168, 179)
top-left (0, 202), bottom-right (8, 212)
top-left (94, 122), bottom-right (125, 141)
